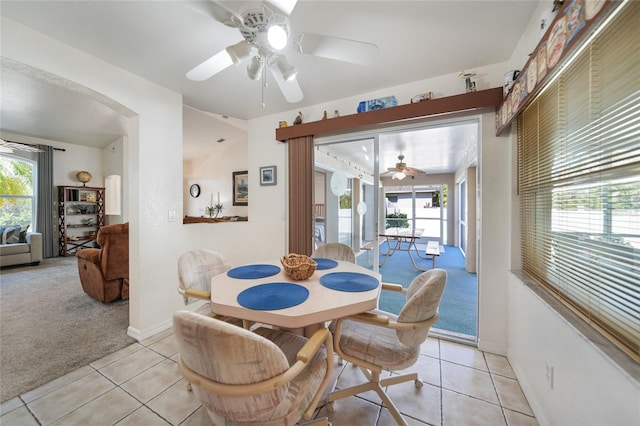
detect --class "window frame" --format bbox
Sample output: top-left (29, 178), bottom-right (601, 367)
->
top-left (0, 153), bottom-right (37, 230)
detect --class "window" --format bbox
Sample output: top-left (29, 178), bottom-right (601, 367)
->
top-left (0, 154), bottom-right (36, 229)
top-left (517, 2), bottom-right (639, 361)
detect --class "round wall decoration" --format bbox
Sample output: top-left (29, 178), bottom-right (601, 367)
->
top-left (189, 184), bottom-right (201, 198)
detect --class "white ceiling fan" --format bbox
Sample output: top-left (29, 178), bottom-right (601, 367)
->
top-left (186, 0), bottom-right (378, 106)
top-left (386, 154), bottom-right (425, 180)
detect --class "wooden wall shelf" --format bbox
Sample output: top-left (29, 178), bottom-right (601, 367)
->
top-left (183, 216), bottom-right (248, 224)
top-left (275, 87), bottom-right (503, 142)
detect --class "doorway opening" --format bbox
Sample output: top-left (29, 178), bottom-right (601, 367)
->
top-left (314, 117), bottom-right (479, 341)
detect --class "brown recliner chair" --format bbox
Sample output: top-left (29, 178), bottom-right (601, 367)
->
top-left (76, 222), bottom-right (129, 303)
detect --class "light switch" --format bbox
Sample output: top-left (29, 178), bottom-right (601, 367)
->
top-left (168, 210), bottom-right (176, 222)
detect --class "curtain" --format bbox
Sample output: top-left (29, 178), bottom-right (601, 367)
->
top-left (36, 145), bottom-right (56, 258)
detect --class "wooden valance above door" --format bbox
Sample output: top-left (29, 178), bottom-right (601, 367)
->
top-left (276, 87), bottom-right (504, 255)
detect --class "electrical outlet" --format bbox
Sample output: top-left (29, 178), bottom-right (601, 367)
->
top-left (545, 361), bottom-right (554, 389)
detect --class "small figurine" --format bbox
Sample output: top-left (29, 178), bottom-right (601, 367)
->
top-left (459, 71), bottom-right (477, 93)
top-left (322, 110), bottom-right (328, 120)
top-left (293, 111), bottom-right (303, 125)
top-left (334, 109), bottom-right (340, 118)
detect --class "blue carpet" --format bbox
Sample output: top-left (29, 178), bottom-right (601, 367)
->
top-left (357, 244), bottom-right (477, 336)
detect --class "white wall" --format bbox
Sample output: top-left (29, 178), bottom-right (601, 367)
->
top-left (0, 131), bottom-right (107, 188)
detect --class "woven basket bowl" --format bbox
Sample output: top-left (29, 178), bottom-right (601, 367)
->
top-left (280, 253), bottom-right (317, 280)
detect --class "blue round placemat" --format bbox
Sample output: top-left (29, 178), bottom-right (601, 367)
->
top-left (237, 283), bottom-right (309, 310)
top-left (319, 272), bottom-right (379, 292)
top-left (312, 258), bottom-right (339, 270)
top-left (227, 264), bottom-right (281, 279)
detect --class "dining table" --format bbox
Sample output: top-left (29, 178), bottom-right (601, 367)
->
top-left (210, 258), bottom-right (381, 336)
top-left (378, 227), bottom-right (431, 271)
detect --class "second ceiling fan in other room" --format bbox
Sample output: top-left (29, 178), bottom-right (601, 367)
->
top-left (386, 154), bottom-right (425, 180)
top-left (185, 0), bottom-right (378, 106)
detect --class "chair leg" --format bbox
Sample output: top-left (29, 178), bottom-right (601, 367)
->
top-left (327, 369), bottom-right (418, 426)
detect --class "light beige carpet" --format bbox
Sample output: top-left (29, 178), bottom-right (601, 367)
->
top-left (0, 256), bottom-right (135, 402)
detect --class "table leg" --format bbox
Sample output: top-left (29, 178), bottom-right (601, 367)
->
top-left (379, 237), bottom-right (394, 266)
top-left (407, 240), bottom-right (429, 272)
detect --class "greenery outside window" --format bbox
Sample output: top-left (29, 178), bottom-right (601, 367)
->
top-left (517, 2), bottom-right (639, 361)
top-left (0, 154), bottom-right (36, 229)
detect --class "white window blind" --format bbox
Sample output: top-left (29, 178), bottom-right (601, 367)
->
top-left (517, 1), bottom-right (640, 361)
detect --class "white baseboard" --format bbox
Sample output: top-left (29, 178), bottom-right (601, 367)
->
top-left (127, 318), bottom-right (173, 341)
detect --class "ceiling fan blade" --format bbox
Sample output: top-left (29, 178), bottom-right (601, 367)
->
top-left (267, 0), bottom-right (298, 16)
top-left (405, 167), bottom-right (425, 176)
top-left (269, 64), bottom-right (303, 103)
top-left (186, 0), bottom-right (243, 27)
top-left (187, 49), bottom-right (234, 81)
top-left (292, 33), bottom-right (378, 65)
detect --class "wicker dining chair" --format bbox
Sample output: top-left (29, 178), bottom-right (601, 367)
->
top-left (177, 249), bottom-right (244, 326)
top-left (327, 269), bottom-right (447, 425)
top-left (311, 242), bottom-right (356, 263)
top-left (174, 311), bottom-right (333, 425)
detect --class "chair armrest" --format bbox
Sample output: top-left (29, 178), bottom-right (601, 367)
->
top-left (297, 328), bottom-right (334, 420)
top-left (297, 327), bottom-right (330, 363)
top-left (337, 311), bottom-right (439, 331)
top-left (381, 282), bottom-right (405, 293)
top-left (76, 248), bottom-right (100, 264)
top-left (343, 311), bottom-right (391, 326)
top-left (387, 313), bottom-right (440, 331)
top-left (177, 287), bottom-right (211, 300)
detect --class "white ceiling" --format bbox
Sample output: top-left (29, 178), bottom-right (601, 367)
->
top-left (0, 0), bottom-right (540, 171)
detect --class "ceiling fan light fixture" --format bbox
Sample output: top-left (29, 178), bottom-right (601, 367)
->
top-left (247, 55), bottom-right (263, 80)
top-left (275, 55), bottom-right (297, 81)
top-left (225, 40), bottom-right (251, 64)
top-left (267, 24), bottom-right (288, 50)
top-left (392, 171), bottom-right (406, 180)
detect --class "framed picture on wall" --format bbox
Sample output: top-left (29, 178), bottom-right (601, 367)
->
top-left (259, 165), bottom-right (277, 186)
top-left (233, 171), bottom-right (248, 206)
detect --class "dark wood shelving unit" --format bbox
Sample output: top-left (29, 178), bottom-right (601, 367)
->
top-left (58, 186), bottom-right (105, 256)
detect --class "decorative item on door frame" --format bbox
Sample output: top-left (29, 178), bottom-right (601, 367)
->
top-left (259, 166), bottom-right (277, 186)
top-left (233, 171), bottom-right (248, 206)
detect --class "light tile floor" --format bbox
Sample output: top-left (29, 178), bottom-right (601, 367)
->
top-left (1, 329), bottom-right (538, 426)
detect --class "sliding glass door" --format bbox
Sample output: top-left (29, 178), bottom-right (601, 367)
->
top-left (313, 138), bottom-right (376, 257)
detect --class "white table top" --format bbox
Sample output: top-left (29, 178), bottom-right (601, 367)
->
top-left (211, 260), bottom-right (381, 329)
top-left (380, 227), bottom-right (425, 239)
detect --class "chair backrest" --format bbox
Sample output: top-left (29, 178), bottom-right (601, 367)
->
top-left (97, 222), bottom-right (129, 280)
top-left (173, 310), bottom-right (291, 422)
top-left (396, 268), bottom-right (447, 346)
top-left (312, 242), bottom-right (356, 263)
top-left (178, 249), bottom-right (231, 305)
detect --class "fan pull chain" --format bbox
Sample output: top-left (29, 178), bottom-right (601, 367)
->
top-left (261, 60), bottom-right (268, 108)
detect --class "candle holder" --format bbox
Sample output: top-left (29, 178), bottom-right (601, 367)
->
top-left (205, 193), bottom-right (224, 218)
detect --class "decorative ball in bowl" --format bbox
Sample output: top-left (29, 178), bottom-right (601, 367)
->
top-left (280, 253), bottom-right (317, 280)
